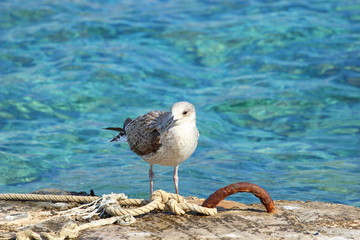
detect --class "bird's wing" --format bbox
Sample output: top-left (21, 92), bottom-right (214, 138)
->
top-left (153, 111), bottom-right (174, 134)
top-left (125, 111), bottom-right (169, 156)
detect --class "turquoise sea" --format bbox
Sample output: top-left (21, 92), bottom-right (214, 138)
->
top-left (0, 0), bottom-right (359, 207)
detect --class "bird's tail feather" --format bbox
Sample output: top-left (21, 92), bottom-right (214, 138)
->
top-left (104, 127), bottom-right (124, 132)
top-left (104, 127), bottom-right (127, 142)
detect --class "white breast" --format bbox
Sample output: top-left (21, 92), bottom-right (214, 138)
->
top-left (142, 122), bottom-right (199, 166)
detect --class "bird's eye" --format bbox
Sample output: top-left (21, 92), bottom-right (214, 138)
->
top-left (182, 110), bottom-right (188, 115)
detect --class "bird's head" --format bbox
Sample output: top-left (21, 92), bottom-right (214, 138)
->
top-left (171, 101), bottom-right (196, 125)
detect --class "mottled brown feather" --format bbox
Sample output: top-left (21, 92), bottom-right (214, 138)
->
top-left (124, 111), bottom-right (169, 156)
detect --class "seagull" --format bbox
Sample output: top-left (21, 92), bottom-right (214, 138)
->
top-left (105, 101), bottom-right (199, 195)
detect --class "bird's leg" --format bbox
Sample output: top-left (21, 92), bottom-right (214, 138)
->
top-left (174, 165), bottom-right (179, 194)
top-left (149, 164), bottom-right (154, 195)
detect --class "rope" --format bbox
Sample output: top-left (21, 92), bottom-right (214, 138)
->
top-left (0, 193), bottom-right (98, 203)
top-left (0, 190), bottom-right (217, 240)
top-left (16, 215), bottom-right (137, 240)
top-left (103, 190), bottom-right (217, 216)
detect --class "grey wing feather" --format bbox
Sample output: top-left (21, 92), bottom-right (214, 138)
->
top-left (152, 111), bottom-right (174, 134)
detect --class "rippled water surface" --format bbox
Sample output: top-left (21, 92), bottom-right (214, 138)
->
top-left (1, 0), bottom-right (359, 207)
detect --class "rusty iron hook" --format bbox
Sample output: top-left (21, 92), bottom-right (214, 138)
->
top-left (202, 182), bottom-right (275, 213)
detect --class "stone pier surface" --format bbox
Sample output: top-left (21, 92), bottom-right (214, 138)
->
top-left (0, 193), bottom-right (359, 239)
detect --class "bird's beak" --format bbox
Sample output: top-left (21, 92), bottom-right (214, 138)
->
top-left (170, 115), bottom-right (179, 126)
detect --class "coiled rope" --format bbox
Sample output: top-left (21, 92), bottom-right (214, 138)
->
top-left (1, 190), bottom-right (217, 240)
top-left (0, 190), bottom-right (217, 216)
top-left (104, 190), bottom-right (217, 216)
